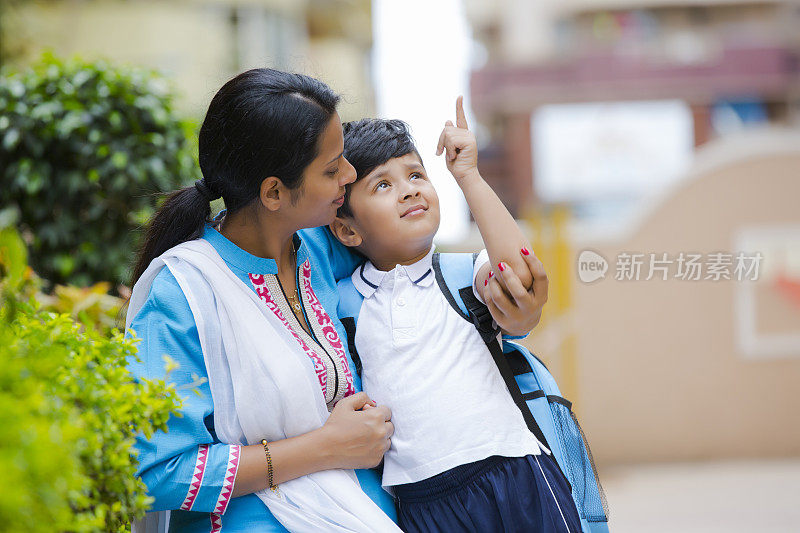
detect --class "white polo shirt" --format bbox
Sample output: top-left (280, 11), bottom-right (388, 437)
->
top-left (351, 247), bottom-right (547, 487)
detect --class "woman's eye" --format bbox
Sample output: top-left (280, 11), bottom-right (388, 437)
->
top-left (327, 167), bottom-right (339, 176)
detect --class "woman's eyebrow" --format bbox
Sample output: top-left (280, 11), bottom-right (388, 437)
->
top-left (325, 151), bottom-right (344, 166)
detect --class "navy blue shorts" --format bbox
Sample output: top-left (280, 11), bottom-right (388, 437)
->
top-left (394, 453), bottom-right (582, 533)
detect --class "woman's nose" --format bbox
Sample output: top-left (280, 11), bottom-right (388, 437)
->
top-left (340, 157), bottom-right (357, 186)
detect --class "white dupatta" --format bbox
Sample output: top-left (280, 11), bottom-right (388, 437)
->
top-left (127, 239), bottom-right (399, 532)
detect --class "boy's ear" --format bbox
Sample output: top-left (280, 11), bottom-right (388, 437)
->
top-left (329, 216), bottom-right (363, 248)
top-left (259, 176), bottom-right (283, 211)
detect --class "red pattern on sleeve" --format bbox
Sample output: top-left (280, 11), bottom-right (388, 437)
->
top-left (180, 444), bottom-right (209, 511)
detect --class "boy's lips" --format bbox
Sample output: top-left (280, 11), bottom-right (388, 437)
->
top-left (401, 204), bottom-right (427, 217)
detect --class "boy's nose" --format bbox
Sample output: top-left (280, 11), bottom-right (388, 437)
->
top-left (340, 157), bottom-right (357, 185)
top-left (402, 188), bottom-right (420, 201)
top-left (400, 180), bottom-right (421, 200)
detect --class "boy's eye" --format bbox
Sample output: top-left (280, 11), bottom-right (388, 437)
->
top-left (410, 172), bottom-right (424, 180)
top-left (375, 181), bottom-right (390, 191)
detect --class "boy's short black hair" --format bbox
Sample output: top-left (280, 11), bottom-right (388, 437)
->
top-left (338, 118), bottom-right (420, 218)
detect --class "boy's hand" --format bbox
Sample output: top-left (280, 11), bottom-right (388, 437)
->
top-left (436, 96), bottom-right (479, 182)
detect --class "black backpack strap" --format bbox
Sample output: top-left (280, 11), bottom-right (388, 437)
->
top-left (483, 336), bottom-right (553, 453)
top-left (340, 317), bottom-right (362, 377)
top-left (459, 286), bottom-right (501, 345)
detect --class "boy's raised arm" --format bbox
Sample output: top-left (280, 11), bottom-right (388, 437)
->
top-left (436, 97), bottom-right (548, 330)
top-left (436, 96), bottom-right (548, 335)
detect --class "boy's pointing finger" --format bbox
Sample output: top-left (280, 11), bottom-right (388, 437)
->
top-left (455, 95), bottom-right (468, 129)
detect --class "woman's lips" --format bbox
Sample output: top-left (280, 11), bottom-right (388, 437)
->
top-left (334, 196), bottom-right (345, 206)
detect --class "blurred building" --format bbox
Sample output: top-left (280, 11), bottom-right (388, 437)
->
top-left (3, 0), bottom-right (374, 119)
top-left (461, 0), bottom-right (800, 469)
top-left (465, 0), bottom-right (800, 215)
top-left (567, 131), bottom-right (800, 465)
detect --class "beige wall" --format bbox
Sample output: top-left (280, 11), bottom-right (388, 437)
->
top-left (559, 138), bottom-right (800, 465)
top-left (13, 1), bottom-right (236, 115)
top-left (10, 0), bottom-right (374, 119)
top-left (465, 0), bottom-right (563, 64)
top-left (304, 38), bottom-right (375, 122)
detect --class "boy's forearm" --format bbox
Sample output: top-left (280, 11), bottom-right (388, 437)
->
top-left (458, 169), bottom-right (533, 290)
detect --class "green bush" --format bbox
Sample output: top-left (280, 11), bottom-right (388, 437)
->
top-left (0, 227), bottom-right (182, 532)
top-left (0, 53), bottom-right (198, 287)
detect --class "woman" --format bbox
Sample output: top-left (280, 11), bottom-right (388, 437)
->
top-left (126, 68), bottom-right (546, 532)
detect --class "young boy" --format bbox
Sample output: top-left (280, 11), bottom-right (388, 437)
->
top-left (329, 99), bottom-right (582, 533)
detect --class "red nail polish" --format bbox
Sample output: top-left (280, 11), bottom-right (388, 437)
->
top-left (488, 271), bottom-right (494, 278)
top-left (521, 247), bottom-right (530, 256)
top-left (498, 262), bottom-right (505, 272)
top-left (484, 279), bottom-right (488, 286)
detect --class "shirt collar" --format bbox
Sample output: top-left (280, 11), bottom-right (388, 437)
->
top-left (351, 246), bottom-right (435, 298)
top-left (202, 210), bottom-right (307, 276)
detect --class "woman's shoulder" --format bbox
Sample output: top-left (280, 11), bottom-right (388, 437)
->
top-left (126, 264), bottom-right (206, 381)
top-left (130, 265), bottom-right (193, 325)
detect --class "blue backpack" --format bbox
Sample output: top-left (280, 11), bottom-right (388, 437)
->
top-left (337, 253), bottom-right (610, 533)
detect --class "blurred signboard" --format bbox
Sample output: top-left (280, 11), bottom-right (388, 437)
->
top-left (532, 100), bottom-right (694, 219)
top-left (734, 225), bottom-right (800, 359)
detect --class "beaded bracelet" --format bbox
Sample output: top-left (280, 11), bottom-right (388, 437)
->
top-left (260, 439), bottom-right (278, 493)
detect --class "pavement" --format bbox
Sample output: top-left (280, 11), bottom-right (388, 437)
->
top-left (600, 458), bottom-right (800, 533)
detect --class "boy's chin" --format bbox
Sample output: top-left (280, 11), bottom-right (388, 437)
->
top-left (407, 228), bottom-right (438, 252)
top-left (402, 217), bottom-right (438, 238)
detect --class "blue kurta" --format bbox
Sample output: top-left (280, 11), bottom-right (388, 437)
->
top-left (127, 224), bottom-right (392, 532)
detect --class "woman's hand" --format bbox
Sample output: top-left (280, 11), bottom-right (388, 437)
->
top-left (484, 248), bottom-right (549, 337)
top-left (233, 393), bottom-right (391, 497)
top-left (319, 392), bottom-right (393, 470)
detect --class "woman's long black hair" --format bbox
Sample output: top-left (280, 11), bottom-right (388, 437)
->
top-left (131, 68), bottom-right (340, 285)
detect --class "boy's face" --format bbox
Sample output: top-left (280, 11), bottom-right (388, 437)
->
top-left (337, 152), bottom-right (440, 263)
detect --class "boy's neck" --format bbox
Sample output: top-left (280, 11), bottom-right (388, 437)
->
top-left (369, 245), bottom-right (432, 272)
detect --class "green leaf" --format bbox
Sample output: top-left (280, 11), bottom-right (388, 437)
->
top-left (53, 254), bottom-right (76, 277)
top-left (0, 227), bottom-right (28, 286)
top-left (111, 151), bottom-right (128, 169)
top-left (3, 128), bottom-right (20, 150)
top-left (8, 79), bottom-right (25, 98)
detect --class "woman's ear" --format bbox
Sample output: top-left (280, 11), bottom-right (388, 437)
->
top-left (329, 217), bottom-right (363, 248)
top-left (259, 176), bottom-right (283, 211)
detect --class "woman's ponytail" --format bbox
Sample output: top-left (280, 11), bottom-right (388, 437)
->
top-left (130, 183), bottom-right (213, 286)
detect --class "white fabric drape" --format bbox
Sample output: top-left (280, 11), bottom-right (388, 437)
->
top-left (128, 239), bottom-right (399, 532)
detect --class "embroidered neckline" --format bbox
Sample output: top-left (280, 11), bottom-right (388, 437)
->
top-left (249, 261), bottom-right (354, 409)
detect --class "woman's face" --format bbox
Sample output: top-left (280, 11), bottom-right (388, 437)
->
top-left (290, 112), bottom-right (357, 228)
